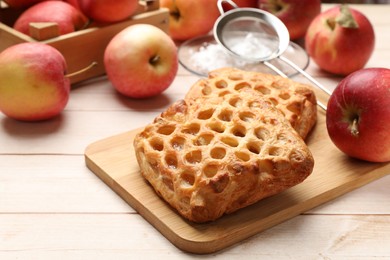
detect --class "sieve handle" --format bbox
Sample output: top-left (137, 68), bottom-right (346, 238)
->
top-left (263, 60), bottom-right (328, 111)
top-left (217, 0), bottom-right (239, 15)
top-left (279, 56), bottom-right (333, 96)
top-left (264, 61), bottom-right (288, 78)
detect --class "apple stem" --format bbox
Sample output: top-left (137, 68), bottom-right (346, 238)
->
top-left (170, 6), bottom-right (180, 21)
top-left (65, 62), bottom-right (98, 78)
top-left (149, 55), bottom-right (160, 65)
top-left (326, 19), bottom-right (337, 31)
top-left (350, 118), bottom-right (360, 137)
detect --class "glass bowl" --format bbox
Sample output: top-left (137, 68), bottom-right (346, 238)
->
top-left (178, 34), bottom-right (309, 78)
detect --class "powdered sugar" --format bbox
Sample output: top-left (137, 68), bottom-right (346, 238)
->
top-left (228, 33), bottom-right (275, 59)
top-left (189, 33), bottom-right (276, 72)
top-left (190, 42), bottom-right (248, 72)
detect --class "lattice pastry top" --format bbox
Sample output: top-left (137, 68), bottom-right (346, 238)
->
top-left (186, 68), bottom-right (317, 139)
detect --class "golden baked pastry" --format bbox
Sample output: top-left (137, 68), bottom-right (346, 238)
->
top-left (186, 68), bottom-right (317, 139)
top-left (134, 84), bottom-right (314, 223)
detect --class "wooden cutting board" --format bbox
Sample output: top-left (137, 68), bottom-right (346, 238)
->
top-left (84, 109), bottom-right (390, 254)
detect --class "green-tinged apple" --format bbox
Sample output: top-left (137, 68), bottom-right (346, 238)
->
top-left (4, 0), bottom-right (57, 9)
top-left (104, 24), bottom-right (178, 98)
top-left (13, 1), bottom-right (88, 36)
top-left (326, 68), bottom-right (390, 162)
top-left (160, 0), bottom-right (221, 41)
top-left (0, 43), bottom-right (70, 121)
top-left (305, 5), bottom-right (375, 76)
top-left (258, 0), bottom-right (321, 40)
top-left (78, 0), bottom-right (138, 23)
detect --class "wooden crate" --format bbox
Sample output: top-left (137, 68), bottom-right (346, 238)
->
top-left (0, 0), bottom-right (169, 84)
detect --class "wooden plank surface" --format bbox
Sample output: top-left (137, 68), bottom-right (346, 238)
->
top-left (1, 214), bottom-right (390, 259)
top-left (84, 109), bottom-right (390, 253)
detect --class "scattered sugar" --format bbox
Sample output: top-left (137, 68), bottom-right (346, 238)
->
top-left (190, 43), bottom-right (248, 72)
top-left (190, 33), bottom-right (275, 73)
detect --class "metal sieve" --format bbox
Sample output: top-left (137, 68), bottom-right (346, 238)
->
top-left (213, 0), bottom-right (331, 110)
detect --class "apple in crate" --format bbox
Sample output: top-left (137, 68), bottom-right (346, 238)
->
top-left (78, 0), bottom-right (139, 23)
top-left (258, 0), bottom-right (321, 40)
top-left (326, 68), bottom-right (390, 162)
top-left (0, 43), bottom-right (70, 121)
top-left (305, 5), bottom-right (375, 76)
top-left (104, 24), bottom-right (178, 98)
top-left (160, 0), bottom-right (220, 41)
top-left (13, 1), bottom-right (88, 36)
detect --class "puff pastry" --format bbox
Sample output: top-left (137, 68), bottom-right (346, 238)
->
top-left (134, 70), bottom-right (315, 222)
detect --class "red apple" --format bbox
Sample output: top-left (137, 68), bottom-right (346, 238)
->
top-left (223, 0), bottom-right (257, 10)
top-left (63, 0), bottom-right (81, 10)
top-left (305, 5), bottom-right (375, 76)
top-left (326, 68), bottom-right (390, 163)
top-left (4, 0), bottom-right (58, 9)
top-left (104, 24), bottom-right (178, 98)
top-left (258, 0), bottom-right (321, 40)
top-left (233, 0), bottom-right (257, 7)
top-left (78, 0), bottom-right (139, 23)
top-left (0, 43), bottom-right (70, 121)
top-left (13, 1), bottom-right (89, 36)
top-left (160, 0), bottom-right (221, 41)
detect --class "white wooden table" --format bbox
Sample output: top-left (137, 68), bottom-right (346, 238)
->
top-left (1, 4), bottom-right (389, 259)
